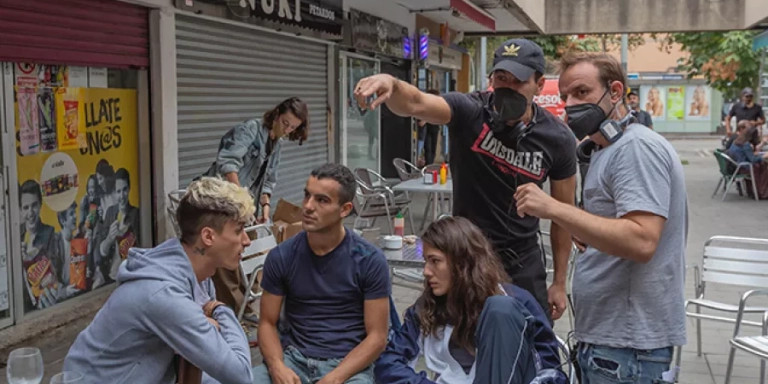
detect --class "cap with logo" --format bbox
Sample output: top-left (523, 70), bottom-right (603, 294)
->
top-left (490, 38), bottom-right (546, 82)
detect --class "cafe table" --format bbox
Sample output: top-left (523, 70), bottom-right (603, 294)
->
top-left (391, 178), bottom-right (452, 223)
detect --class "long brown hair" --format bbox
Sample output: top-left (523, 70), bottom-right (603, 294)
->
top-left (417, 217), bottom-right (508, 352)
top-left (262, 97), bottom-right (309, 145)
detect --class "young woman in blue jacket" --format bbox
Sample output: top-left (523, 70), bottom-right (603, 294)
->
top-left (375, 217), bottom-right (567, 384)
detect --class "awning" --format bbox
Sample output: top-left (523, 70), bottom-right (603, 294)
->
top-left (400, 0), bottom-right (497, 33)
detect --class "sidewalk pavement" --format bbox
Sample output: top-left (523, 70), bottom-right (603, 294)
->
top-left (3, 138), bottom-right (767, 383)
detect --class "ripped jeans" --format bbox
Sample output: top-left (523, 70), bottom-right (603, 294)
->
top-left (578, 343), bottom-right (674, 384)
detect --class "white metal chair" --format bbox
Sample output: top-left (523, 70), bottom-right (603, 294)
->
top-left (685, 236), bottom-right (768, 357)
top-left (392, 158), bottom-right (421, 181)
top-left (237, 224), bottom-right (277, 321)
top-left (353, 170), bottom-right (415, 235)
top-left (725, 289), bottom-right (768, 384)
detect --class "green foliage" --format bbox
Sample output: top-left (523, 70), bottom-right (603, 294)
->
top-left (657, 31), bottom-right (762, 97)
top-left (460, 34), bottom-right (646, 75)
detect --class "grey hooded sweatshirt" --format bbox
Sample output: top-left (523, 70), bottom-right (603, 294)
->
top-left (63, 238), bottom-right (252, 384)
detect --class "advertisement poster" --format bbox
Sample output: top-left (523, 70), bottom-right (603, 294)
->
top-left (17, 86), bottom-right (40, 155)
top-left (38, 88), bottom-right (57, 152)
top-left (533, 78), bottom-right (566, 120)
top-left (640, 85), bottom-right (666, 121)
top-left (666, 86), bottom-right (685, 121)
top-left (15, 82), bottom-right (140, 312)
top-left (685, 85), bottom-right (711, 120)
top-left (55, 88), bottom-right (86, 151)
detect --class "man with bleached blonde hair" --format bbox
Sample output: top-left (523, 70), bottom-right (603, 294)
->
top-left (65, 177), bottom-right (256, 384)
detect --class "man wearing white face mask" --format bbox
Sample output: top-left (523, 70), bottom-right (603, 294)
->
top-left (514, 52), bottom-right (687, 383)
top-left (353, 39), bottom-right (577, 323)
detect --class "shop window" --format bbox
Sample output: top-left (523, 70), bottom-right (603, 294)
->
top-left (12, 63), bottom-right (141, 314)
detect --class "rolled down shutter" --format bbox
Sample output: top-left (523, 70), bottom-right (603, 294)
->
top-left (176, 14), bottom-right (329, 204)
top-left (0, 0), bottom-right (149, 68)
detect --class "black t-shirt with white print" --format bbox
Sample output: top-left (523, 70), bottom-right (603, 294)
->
top-left (443, 91), bottom-right (577, 252)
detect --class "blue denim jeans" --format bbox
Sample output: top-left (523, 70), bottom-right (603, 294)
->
top-left (251, 346), bottom-right (374, 384)
top-left (578, 343), bottom-right (674, 384)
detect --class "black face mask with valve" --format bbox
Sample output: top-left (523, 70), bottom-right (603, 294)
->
top-left (488, 88), bottom-right (529, 138)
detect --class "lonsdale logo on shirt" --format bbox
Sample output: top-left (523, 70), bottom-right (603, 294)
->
top-left (471, 124), bottom-right (545, 180)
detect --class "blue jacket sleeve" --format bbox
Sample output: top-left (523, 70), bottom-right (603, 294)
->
top-left (262, 141), bottom-right (280, 196)
top-left (142, 285), bottom-right (253, 384)
top-left (216, 120), bottom-right (259, 176)
top-left (374, 306), bottom-right (436, 384)
top-left (743, 144), bottom-right (764, 164)
top-left (507, 285), bottom-right (567, 383)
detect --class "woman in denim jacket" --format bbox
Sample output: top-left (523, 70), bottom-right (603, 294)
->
top-left (203, 97), bottom-right (309, 328)
top-left (205, 97), bottom-right (309, 223)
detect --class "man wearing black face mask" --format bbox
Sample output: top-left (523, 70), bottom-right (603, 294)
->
top-left (515, 52), bottom-right (687, 383)
top-left (353, 39), bottom-right (578, 322)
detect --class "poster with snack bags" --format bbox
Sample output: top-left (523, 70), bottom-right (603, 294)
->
top-left (15, 79), bottom-right (140, 313)
top-left (55, 88), bottom-right (86, 151)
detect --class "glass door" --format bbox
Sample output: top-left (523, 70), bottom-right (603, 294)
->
top-left (340, 53), bottom-right (380, 172)
top-left (0, 62), bottom-right (15, 329)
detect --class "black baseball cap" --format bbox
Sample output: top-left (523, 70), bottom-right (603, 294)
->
top-left (490, 38), bottom-right (546, 81)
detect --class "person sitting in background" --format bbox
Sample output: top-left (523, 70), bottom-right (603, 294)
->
top-left (727, 121), bottom-right (768, 164)
top-left (375, 217), bottom-right (566, 384)
top-left (64, 177), bottom-right (255, 384)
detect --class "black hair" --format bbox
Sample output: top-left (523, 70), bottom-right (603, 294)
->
top-left (310, 163), bottom-right (357, 204)
top-left (57, 202), bottom-right (78, 227)
top-left (115, 168), bottom-right (130, 188)
top-left (19, 180), bottom-right (42, 204)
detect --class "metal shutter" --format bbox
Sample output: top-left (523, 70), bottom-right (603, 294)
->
top-left (176, 14), bottom-right (329, 205)
top-left (0, 0), bottom-right (148, 68)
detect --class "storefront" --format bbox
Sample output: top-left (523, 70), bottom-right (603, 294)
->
top-left (628, 79), bottom-right (722, 133)
top-left (0, 0), bottom-right (151, 327)
top-left (423, 40), bottom-right (464, 94)
top-left (341, 8), bottom-right (413, 178)
top-left (173, 0), bottom-right (342, 204)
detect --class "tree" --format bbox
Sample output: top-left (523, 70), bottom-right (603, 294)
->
top-left (656, 31), bottom-right (761, 97)
top-left (461, 34), bottom-right (646, 75)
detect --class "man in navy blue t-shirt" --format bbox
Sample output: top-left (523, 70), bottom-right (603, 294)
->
top-left (253, 163), bottom-right (390, 384)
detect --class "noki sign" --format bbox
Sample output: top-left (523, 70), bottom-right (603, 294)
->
top-left (240, 0), bottom-right (304, 22)
top-left (230, 0), bottom-right (342, 35)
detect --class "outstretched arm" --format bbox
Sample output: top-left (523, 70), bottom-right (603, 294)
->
top-left (354, 74), bottom-right (451, 125)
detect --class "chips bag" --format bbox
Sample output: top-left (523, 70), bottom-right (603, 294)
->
top-left (69, 238), bottom-right (88, 290)
top-left (26, 256), bottom-right (59, 302)
top-left (118, 231), bottom-right (136, 260)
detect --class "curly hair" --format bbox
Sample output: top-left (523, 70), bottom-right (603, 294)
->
top-left (417, 216), bottom-right (508, 353)
top-left (177, 177), bottom-right (255, 244)
top-left (263, 97), bottom-right (309, 145)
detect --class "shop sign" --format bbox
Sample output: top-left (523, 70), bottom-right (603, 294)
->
top-left (14, 64), bottom-right (140, 313)
top-left (177, 0), bottom-right (343, 37)
top-left (349, 9), bottom-right (410, 59)
top-left (532, 78), bottom-right (566, 120)
top-left (426, 42), bottom-right (462, 70)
